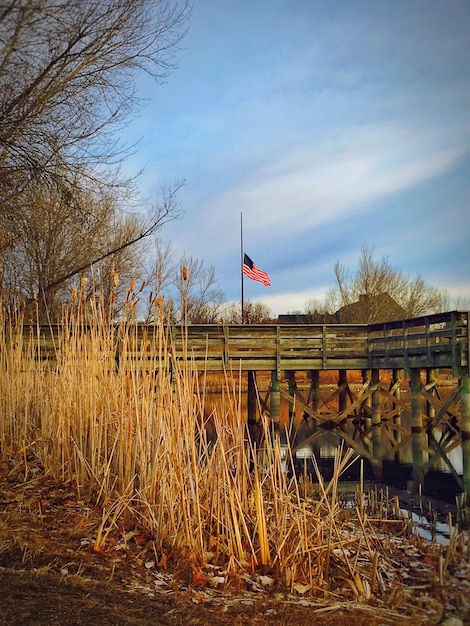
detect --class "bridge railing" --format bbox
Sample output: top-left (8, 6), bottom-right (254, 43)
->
top-left (9, 310), bottom-right (469, 374)
top-left (367, 310), bottom-right (468, 373)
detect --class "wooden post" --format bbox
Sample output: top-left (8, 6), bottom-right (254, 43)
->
top-left (361, 369), bottom-right (372, 450)
top-left (270, 371), bottom-right (281, 433)
top-left (461, 372), bottom-right (470, 523)
top-left (308, 370), bottom-right (320, 414)
top-left (286, 371), bottom-right (297, 455)
top-left (410, 368), bottom-right (425, 491)
top-left (286, 371), bottom-right (297, 421)
top-left (371, 369), bottom-right (382, 477)
top-left (247, 370), bottom-right (257, 421)
top-left (307, 370), bottom-right (320, 457)
top-left (338, 370), bottom-right (348, 435)
top-left (247, 371), bottom-right (261, 448)
top-left (426, 368), bottom-right (437, 454)
top-left (391, 369), bottom-right (402, 460)
top-left (338, 370), bottom-right (348, 414)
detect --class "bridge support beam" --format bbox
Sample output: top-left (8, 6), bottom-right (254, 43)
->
top-left (426, 368), bottom-right (437, 455)
top-left (307, 370), bottom-right (321, 457)
top-left (308, 370), bottom-right (320, 414)
top-left (361, 369), bottom-right (372, 449)
top-left (286, 370), bottom-right (297, 418)
top-left (270, 371), bottom-right (281, 433)
top-left (247, 371), bottom-right (257, 422)
top-left (461, 372), bottom-right (470, 523)
top-left (286, 372), bottom-right (298, 456)
top-left (391, 369), bottom-right (403, 460)
top-left (410, 368), bottom-right (425, 492)
top-left (371, 369), bottom-right (382, 477)
top-left (247, 371), bottom-right (262, 450)
top-left (338, 370), bottom-right (348, 414)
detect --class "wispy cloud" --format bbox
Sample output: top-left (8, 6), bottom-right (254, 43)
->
top-left (199, 123), bottom-right (469, 245)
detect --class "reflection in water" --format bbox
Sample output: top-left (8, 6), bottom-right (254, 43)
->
top-left (201, 388), bottom-right (463, 544)
top-left (202, 386), bottom-right (463, 497)
top-left (409, 511), bottom-right (452, 544)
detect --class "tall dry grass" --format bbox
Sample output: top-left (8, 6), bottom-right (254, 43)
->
top-left (0, 293), bottom-right (418, 596)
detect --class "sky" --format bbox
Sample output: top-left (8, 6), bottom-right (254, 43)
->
top-left (123, 0), bottom-right (470, 316)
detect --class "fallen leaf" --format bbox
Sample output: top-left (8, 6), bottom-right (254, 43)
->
top-left (192, 569), bottom-right (209, 587)
top-left (134, 534), bottom-right (147, 546)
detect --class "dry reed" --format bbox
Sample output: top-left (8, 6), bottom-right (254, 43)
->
top-left (0, 294), bottom-right (462, 601)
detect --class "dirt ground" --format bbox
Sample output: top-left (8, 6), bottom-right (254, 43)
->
top-left (1, 461), bottom-right (470, 626)
top-left (0, 569), bottom-right (416, 626)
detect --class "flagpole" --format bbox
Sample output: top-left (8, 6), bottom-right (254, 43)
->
top-left (240, 212), bottom-right (244, 324)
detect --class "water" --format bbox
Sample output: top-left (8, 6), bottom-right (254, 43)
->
top-left (409, 510), bottom-right (452, 543)
top-left (202, 382), bottom-right (466, 543)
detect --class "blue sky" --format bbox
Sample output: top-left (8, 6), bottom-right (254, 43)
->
top-left (124, 0), bottom-right (470, 315)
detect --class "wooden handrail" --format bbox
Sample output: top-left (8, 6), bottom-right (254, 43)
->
top-left (10, 310), bottom-right (470, 374)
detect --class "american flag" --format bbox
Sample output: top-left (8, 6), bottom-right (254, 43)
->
top-left (243, 253), bottom-right (270, 286)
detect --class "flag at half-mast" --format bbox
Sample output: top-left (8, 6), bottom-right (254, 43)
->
top-left (243, 253), bottom-right (270, 286)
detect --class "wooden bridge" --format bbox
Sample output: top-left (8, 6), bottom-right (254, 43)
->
top-left (157, 310), bottom-right (468, 375)
top-left (24, 310), bottom-right (470, 514)
top-left (31, 310), bottom-right (468, 374)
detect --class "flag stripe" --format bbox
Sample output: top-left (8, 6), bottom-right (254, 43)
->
top-left (243, 253), bottom-right (270, 286)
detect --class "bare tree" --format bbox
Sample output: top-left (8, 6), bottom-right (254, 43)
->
top-left (141, 238), bottom-right (177, 322)
top-left (446, 293), bottom-right (470, 310)
top-left (0, 0), bottom-right (189, 189)
top-left (222, 301), bottom-right (272, 324)
top-left (1, 177), bottom-right (182, 319)
top-left (304, 292), bottom-right (338, 323)
top-left (152, 238), bottom-right (178, 299)
top-left (332, 247), bottom-right (446, 323)
top-left (175, 257), bottom-right (225, 324)
top-left (0, 1), bottom-right (189, 315)
top-left (139, 246), bottom-right (226, 325)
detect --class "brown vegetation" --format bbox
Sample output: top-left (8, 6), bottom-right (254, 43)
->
top-left (1, 299), bottom-right (470, 624)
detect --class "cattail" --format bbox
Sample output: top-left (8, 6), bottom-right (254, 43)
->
top-left (80, 276), bottom-right (88, 289)
top-left (126, 280), bottom-right (136, 302)
top-left (112, 271), bottom-right (119, 288)
top-left (182, 266), bottom-right (188, 281)
top-left (155, 296), bottom-right (164, 309)
top-left (71, 288), bottom-right (77, 303)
